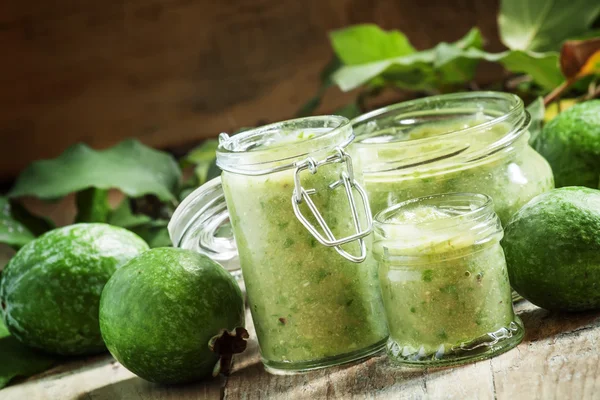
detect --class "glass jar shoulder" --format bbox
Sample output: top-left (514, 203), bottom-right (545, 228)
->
top-left (362, 140), bottom-right (554, 223)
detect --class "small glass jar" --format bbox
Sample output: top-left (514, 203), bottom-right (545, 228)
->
top-left (373, 193), bottom-right (524, 367)
top-left (350, 92), bottom-right (554, 226)
top-left (170, 116), bottom-right (388, 374)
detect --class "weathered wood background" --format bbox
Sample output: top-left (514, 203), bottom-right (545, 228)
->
top-left (3, 299), bottom-right (600, 400)
top-left (0, 0), bottom-right (504, 181)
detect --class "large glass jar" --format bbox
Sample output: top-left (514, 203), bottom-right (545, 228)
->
top-left (373, 193), bottom-right (524, 367)
top-left (350, 92), bottom-right (554, 225)
top-left (170, 116), bottom-right (388, 374)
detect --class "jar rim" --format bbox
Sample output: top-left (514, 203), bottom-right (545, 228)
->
top-left (216, 115), bottom-right (353, 175)
top-left (350, 92), bottom-right (530, 175)
top-left (351, 91), bottom-right (524, 146)
top-left (373, 193), bottom-right (502, 259)
top-left (373, 192), bottom-right (500, 241)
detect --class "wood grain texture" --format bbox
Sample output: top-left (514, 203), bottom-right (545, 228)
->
top-left (3, 300), bottom-right (600, 400)
top-left (0, 0), bottom-right (502, 180)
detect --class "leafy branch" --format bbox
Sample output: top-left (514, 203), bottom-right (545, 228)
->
top-left (2, 140), bottom-right (182, 249)
top-left (297, 0), bottom-right (600, 117)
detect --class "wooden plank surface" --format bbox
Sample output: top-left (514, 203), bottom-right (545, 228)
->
top-left (0, 0), bottom-right (504, 180)
top-left (3, 300), bottom-right (600, 400)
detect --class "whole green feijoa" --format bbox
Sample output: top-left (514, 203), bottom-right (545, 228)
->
top-left (534, 100), bottom-right (600, 188)
top-left (502, 187), bottom-right (600, 311)
top-left (99, 248), bottom-right (247, 384)
top-left (0, 223), bottom-right (149, 355)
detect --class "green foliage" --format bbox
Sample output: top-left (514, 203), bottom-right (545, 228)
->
top-left (0, 197), bottom-right (36, 248)
top-left (108, 199), bottom-right (153, 228)
top-left (129, 223), bottom-right (171, 248)
top-left (442, 48), bottom-right (563, 90)
top-left (0, 197), bottom-right (53, 248)
top-left (182, 127), bottom-right (252, 193)
top-left (498, 0), bottom-right (600, 52)
top-left (108, 200), bottom-right (170, 248)
top-left (0, 319), bottom-right (57, 389)
top-left (487, 50), bottom-right (562, 90)
top-left (10, 139), bottom-right (181, 202)
top-left (330, 27), bottom-right (566, 92)
top-left (331, 28), bottom-right (484, 91)
top-left (184, 139), bottom-right (219, 186)
top-left (5, 140), bottom-right (182, 248)
top-left (75, 188), bottom-right (111, 223)
top-left (297, 0), bottom-right (599, 115)
top-left (8, 202), bottom-right (54, 237)
top-left (330, 24), bottom-right (416, 65)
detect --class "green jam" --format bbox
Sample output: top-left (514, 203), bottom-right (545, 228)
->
top-left (374, 196), bottom-right (523, 366)
top-left (352, 116), bottom-right (554, 225)
top-left (222, 163), bottom-right (388, 372)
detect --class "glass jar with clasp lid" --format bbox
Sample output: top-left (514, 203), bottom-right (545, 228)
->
top-left (169, 116), bottom-right (388, 374)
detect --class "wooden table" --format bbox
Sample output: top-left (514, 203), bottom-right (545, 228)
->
top-left (3, 299), bottom-right (600, 400)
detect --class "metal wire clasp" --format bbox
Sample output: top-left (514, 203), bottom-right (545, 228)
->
top-left (291, 147), bottom-right (373, 263)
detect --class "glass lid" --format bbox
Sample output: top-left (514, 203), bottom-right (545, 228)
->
top-left (168, 177), bottom-right (240, 274)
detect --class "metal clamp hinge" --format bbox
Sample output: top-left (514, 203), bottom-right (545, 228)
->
top-left (291, 148), bottom-right (373, 263)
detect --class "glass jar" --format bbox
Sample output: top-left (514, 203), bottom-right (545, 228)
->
top-left (373, 193), bottom-right (524, 367)
top-left (350, 92), bottom-right (554, 226)
top-left (170, 116), bottom-right (389, 374)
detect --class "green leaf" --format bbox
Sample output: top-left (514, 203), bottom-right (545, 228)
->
top-left (428, 45), bottom-right (563, 89)
top-left (433, 29), bottom-right (485, 84)
top-left (9, 139), bottom-right (181, 202)
top-left (571, 29), bottom-right (600, 41)
top-left (130, 223), bottom-right (171, 248)
top-left (74, 188), bottom-right (110, 223)
top-left (0, 319), bottom-right (57, 389)
top-left (498, 0), bottom-right (600, 52)
top-left (8, 202), bottom-right (54, 237)
top-left (185, 139), bottom-right (219, 186)
top-left (107, 199), bottom-right (153, 228)
top-left (526, 97), bottom-right (545, 144)
top-left (492, 50), bottom-right (563, 89)
top-left (179, 187), bottom-right (195, 201)
top-left (108, 199), bottom-right (170, 248)
top-left (450, 48), bottom-right (564, 90)
top-left (329, 24), bottom-right (563, 92)
top-left (330, 24), bottom-right (416, 65)
top-left (332, 28), bottom-right (484, 91)
top-left (0, 197), bottom-right (36, 248)
top-left (206, 159), bottom-right (222, 182)
top-left (333, 59), bottom-right (399, 91)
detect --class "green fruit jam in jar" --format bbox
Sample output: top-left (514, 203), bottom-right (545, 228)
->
top-left (373, 193), bottom-right (524, 367)
top-left (173, 116), bottom-right (389, 374)
top-left (350, 92), bottom-right (554, 226)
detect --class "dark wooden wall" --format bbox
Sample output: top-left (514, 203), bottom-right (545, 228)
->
top-left (0, 0), bottom-right (502, 180)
